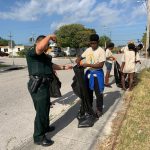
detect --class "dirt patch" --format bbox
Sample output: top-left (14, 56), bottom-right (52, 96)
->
top-left (98, 92), bottom-right (132, 150)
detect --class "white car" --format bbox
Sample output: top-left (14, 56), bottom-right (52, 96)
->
top-left (64, 47), bottom-right (76, 56)
top-left (50, 48), bottom-right (65, 57)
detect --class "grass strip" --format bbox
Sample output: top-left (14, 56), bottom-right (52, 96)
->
top-left (99, 69), bottom-right (150, 150)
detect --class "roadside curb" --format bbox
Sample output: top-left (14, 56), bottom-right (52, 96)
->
top-left (0, 65), bottom-right (26, 73)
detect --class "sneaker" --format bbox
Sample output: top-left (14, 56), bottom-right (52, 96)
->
top-left (34, 137), bottom-right (54, 147)
top-left (41, 137), bottom-right (54, 147)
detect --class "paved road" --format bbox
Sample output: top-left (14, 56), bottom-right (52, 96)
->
top-left (0, 57), bottom-right (75, 150)
top-left (0, 55), bottom-right (149, 150)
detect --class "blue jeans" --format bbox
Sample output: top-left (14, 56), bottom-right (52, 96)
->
top-left (105, 61), bottom-right (112, 71)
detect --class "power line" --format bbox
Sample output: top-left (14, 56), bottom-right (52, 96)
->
top-left (100, 22), bottom-right (146, 29)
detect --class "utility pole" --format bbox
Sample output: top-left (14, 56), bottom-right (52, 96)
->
top-left (146, 0), bottom-right (150, 58)
top-left (8, 32), bottom-right (15, 65)
top-left (110, 31), bottom-right (112, 39)
top-left (137, 0), bottom-right (150, 58)
top-left (103, 25), bottom-right (107, 48)
top-left (103, 26), bottom-right (112, 48)
top-left (29, 33), bottom-right (35, 45)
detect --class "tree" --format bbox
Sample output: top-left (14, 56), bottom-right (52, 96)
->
top-left (17, 48), bottom-right (30, 57)
top-left (99, 35), bottom-right (111, 48)
top-left (55, 24), bottom-right (96, 48)
top-left (141, 25), bottom-right (150, 50)
top-left (75, 29), bottom-right (96, 48)
top-left (0, 37), bottom-right (15, 46)
top-left (0, 37), bottom-right (9, 46)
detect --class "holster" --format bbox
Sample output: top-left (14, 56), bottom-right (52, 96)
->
top-left (30, 76), bottom-right (42, 93)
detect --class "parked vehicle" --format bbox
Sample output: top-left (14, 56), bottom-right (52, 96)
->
top-left (0, 51), bottom-right (9, 57)
top-left (64, 47), bottom-right (76, 56)
top-left (50, 47), bottom-right (65, 57)
top-left (78, 47), bottom-right (87, 55)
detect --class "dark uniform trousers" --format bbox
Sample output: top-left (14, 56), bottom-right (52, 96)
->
top-left (28, 79), bottom-right (50, 142)
top-left (87, 77), bottom-right (103, 112)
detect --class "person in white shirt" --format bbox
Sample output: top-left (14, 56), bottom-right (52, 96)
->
top-left (105, 43), bottom-right (116, 87)
top-left (120, 45), bottom-right (128, 53)
top-left (76, 34), bottom-right (106, 118)
top-left (120, 41), bottom-right (135, 53)
top-left (121, 43), bottom-right (140, 91)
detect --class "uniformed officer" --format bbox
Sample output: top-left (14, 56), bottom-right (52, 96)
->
top-left (26, 35), bottom-right (72, 147)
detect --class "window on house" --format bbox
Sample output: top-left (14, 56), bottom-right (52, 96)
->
top-left (18, 48), bottom-right (20, 51)
top-left (4, 48), bottom-right (8, 52)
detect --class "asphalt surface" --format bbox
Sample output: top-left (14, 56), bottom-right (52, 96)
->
top-left (0, 55), bottom-right (149, 150)
top-left (0, 57), bottom-right (75, 150)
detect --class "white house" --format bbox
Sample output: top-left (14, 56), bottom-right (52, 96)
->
top-left (0, 45), bottom-right (29, 56)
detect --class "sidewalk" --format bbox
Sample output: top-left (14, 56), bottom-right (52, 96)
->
top-left (13, 76), bottom-right (123, 150)
top-left (1, 55), bottom-right (149, 150)
top-left (13, 57), bottom-right (150, 150)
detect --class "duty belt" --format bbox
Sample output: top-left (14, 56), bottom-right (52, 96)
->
top-left (29, 75), bottom-right (51, 83)
top-left (29, 75), bottom-right (52, 93)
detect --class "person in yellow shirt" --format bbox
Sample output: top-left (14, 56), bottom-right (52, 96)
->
top-left (76, 34), bottom-right (106, 118)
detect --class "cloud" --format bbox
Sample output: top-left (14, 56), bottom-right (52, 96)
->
top-left (0, 0), bottom-right (96, 21)
top-left (0, 0), bottom-right (42, 21)
top-left (110, 0), bottom-right (130, 5)
top-left (0, 0), bottom-right (146, 31)
top-left (49, 1), bottom-right (122, 30)
top-left (131, 5), bottom-right (146, 19)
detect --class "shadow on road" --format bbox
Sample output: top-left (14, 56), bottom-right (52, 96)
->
top-left (47, 90), bottom-right (121, 139)
top-left (47, 101), bottom-right (80, 139)
top-left (103, 90), bottom-right (121, 113)
top-left (52, 91), bottom-right (78, 105)
top-left (18, 89), bottom-right (122, 150)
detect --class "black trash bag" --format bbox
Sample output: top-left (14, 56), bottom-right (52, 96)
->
top-left (114, 61), bottom-right (122, 88)
top-left (49, 73), bottom-right (62, 98)
top-left (77, 112), bottom-right (96, 128)
top-left (71, 76), bottom-right (81, 98)
top-left (71, 65), bottom-right (96, 128)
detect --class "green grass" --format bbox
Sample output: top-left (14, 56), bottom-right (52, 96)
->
top-left (115, 69), bottom-right (150, 150)
top-left (0, 64), bottom-right (10, 68)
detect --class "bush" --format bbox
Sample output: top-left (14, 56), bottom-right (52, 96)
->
top-left (17, 48), bottom-right (30, 57)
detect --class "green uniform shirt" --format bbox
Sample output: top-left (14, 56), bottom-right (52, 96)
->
top-left (26, 47), bottom-right (53, 77)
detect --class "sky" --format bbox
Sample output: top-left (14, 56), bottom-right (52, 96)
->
top-left (0, 0), bottom-right (147, 46)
